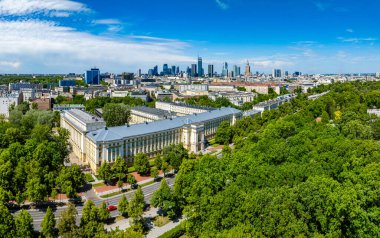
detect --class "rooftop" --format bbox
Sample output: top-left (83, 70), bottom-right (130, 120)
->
top-left (158, 101), bottom-right (215, 111)
top-left (66, 109), bottom-right (104, 124)
top-left (131, 106), bottom-right (175, 118)
top-left (87, 107), bottom-right (241, 143)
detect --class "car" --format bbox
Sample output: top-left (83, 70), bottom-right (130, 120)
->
top-left (107, 205), bottom-right (117, 211)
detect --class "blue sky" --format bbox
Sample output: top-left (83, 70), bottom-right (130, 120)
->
top-left (0, 0), bottom-right (379, 74)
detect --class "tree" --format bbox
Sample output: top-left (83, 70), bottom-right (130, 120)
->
top-left (98, 201), bottom-right (110, 223)
top-left (128, 187), bottom-right (145, 231)
top-left (162, 144), bottom-right (188, 171)
top-left (127, 174), bottom-right (137, 185)
top-left (215, 121), bottom-right (232, 145)
top-left (118, 194), bottom-right (129, 217)
top-left (80, 200), bottom-right (98, 226)
top-left (41, 207), bottom-right (56, 238)
top-left (0, 204), bottom-right (15, 238)
top-left (25, 177), bottom-right (48, 203)
top-left (134, 153), bottom-right (150, 175)
top-left (112, 157), bottom-right (128, 182)
top-left (151, 167), bottom-right (159, 181)
top-left (57, 204), bottom-right (77, 238)
top-left (161, 161), bottom-right (170, 177)
top-left (151, 179), bottom-right (175, 217)
top-left (103, 103), bottom-right (131, 127)
top-left (97, 162), bottom-right (113, 183)
top-left (15, 210), bottom-right (34, 238)
top-left (56, 165), bottom-right (85, 198)
top-left (154, 155), bottom-right (163, 170)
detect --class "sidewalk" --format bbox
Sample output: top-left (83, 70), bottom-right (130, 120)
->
top-left (105, 207), bottom-right (160, 231)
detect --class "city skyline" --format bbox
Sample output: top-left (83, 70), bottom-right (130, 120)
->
top-left (0, 0), bottom-right (379, 74)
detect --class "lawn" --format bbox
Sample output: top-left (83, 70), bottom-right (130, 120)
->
top-left (92, 182), bottom-right (106, 188)
top-left (152, 216), bottom-right (170, 227)
top-left (141, 180), bottom-right (155, 187)
top-left (85, 173), bottom-right (95, 183)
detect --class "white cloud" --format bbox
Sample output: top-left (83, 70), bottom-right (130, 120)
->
top-left (215, 0), bottom-right (228, 10)
top-left (338, 37), bottom-right (377, 43)
top-left (346, 28), bottom-right (354, 33)
top-left (0, 0), bottom-right (89, 16)
top-left (0, 61), bottom-right (21, 69)
top-left (0, 20), bottom-right (193, 73)
top-left (93, 19), bottom-right (121, 25)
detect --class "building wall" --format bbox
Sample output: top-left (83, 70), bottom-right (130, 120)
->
top-left (0, 93), bottom-right (22, 118)
top-left (155, 101), bottom-right (210, 116)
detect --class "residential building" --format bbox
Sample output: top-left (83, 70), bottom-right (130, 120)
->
top-left (209, 91), bottom-right (256, 107)
top-left (0, 92), bottom-right (23, 118)
top-left (178, 84), bottom-right (209, 93)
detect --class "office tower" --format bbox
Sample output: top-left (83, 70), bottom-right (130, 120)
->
top-left (163, 64), bottom-right (169, 75)
top-left (198, 57), bottom-right (203, 77)
top-left (85, 68), bottom-right (100, 85)
top-left (137, 69), bottom-right (142, 77)
top-left (285, 71), bottom-right (289, 77)
top-left (222, 62), bottom-right (228, 77)
top-left (176, 66), bottom-right (180, 75)
top-left (191, 64), bottom-right (197, 77)
top-left (153, 65), bottom-right (158, 76)
top-left (171, 66), bottom-right (176, 75)
top-left (233, 65), bottom-right (241, 77)
top-left (245, 61), bottom-right (251, 77)
top-left (186, 66), bottom-right (191, 75)
top-left (273, 69), bottom-right (282, 78)
top-left (148, 69), bottom-right (154, 76)
top-left (208, 65), bottom-right (214, 77)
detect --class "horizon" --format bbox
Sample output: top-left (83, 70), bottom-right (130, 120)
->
top-left (0, 0), bottom-right (379, 74)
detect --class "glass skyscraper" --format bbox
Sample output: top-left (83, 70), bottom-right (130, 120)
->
top-left (198, 57), bottom-right (203, 77)
top-left (85, 68), bottom-right (100, 85)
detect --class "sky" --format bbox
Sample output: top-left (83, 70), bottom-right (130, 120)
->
top-left (0, 0), bottom-right (379, 74)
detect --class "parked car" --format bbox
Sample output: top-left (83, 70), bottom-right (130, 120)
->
top-left (107, 205), bottom-right (117, 211)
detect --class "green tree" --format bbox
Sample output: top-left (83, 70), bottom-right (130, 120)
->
top-left (57, 204), bottom-right (77, 238)
top-left (215, 121), bottom-right (232, 145)
top-left (0, 204), bottom-right (15, 238)
top-left (98, 201), bottom-right (110, 223)
top-left (112, 156), bottom-right (128, 182)
top-left (97, 162), bottom-right (113, 183)
top-left (56, 165), bottom-right (85, 198)
top-left (118, 194), bottom-right (129, 217)
top-left (25, 177), bottom-right (48, 202)
top-left (128, 187), bottom-right (145, 231)
top-left (151, 179), bottom-right (176, 217)
top-left (151, 167), bottom-right (159, 181)
top-left (154, 155), bottom-right (163, 170)
top-left (134, 153), bottom-right (150, 175)
top-left (15, 210), bottom-right (34, 238)
top-left (41, 207), bottom-right (56, 238)
top-left (162, 144), bottom-right (188, 171)
top-left (80, 200), bottom-right (98, 226)
top-left (103, 103), bottom-right (131, 127)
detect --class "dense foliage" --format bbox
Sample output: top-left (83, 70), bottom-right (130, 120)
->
top-left (85, 96), bottom-right (147, 113)
top-left (102, 103), bottom-right (131, 127)
top-left (173, 82), bottom-right (380, 237)
top-left (0, 106), bottom-right (85, 205)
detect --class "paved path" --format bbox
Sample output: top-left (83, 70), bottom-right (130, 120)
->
top-left (146, 218), bottom-right (184, 238)
top-left (11, 177), bottom-right (176, 231)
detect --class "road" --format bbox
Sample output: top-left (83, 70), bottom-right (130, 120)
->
top-left (12, 177), bottom-right (176, 231)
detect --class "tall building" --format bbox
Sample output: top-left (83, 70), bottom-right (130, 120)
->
top-left (222, 62), bottom-right (228, 77)
top-left (171, 66), bottom-right (176, 76)
top-left (245, 61), bottom-right (251, 77)
top-left (198, 57), bottom-right (203, 77)
top-left (85, 68), bottom-right (100, 85)
top-left (137, 69), bottom-right (142, 77)
top-left (273, 69), bottom-right (282, 78)
top-left (186, 66), bottom-right (191, 75)
top-left (233, 65), bottom-right (241, 77)
top-left (176, 66), bottom-right (180, 75)
top-left (208, 65), bottom-right (214, 77)
top-left (376, 72), bottom-right (380, 78)
top-left (153, 65), bottom-right (158, 76)
top-left (163, 64), bottom-right (169, 75)
top-left (191, 64), bottom-right (197, 77)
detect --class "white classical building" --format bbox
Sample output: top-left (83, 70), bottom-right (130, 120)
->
top-left (130, 106), bottom-right (176, 124)
top-left (61, 107), bottom-right (242, 173)
top-left (155, 101), bottom-right (214, 116)
top-left (60, 109), bottom-right (106, 162)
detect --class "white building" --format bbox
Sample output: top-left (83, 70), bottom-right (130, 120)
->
top-left (156, 101), bottom-right (213, 116)
top-left (60, 109), bottom-right (106, 162)
top-left (208, 91), bottom-right (256, 107)
top-left (130, 106), bottom-right (176, 124)
top-left (0, 92), bottom-right (23, 118)
top-left (177, 84), bottom-right (208, 93)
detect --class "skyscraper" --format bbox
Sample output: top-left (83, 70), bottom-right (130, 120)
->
top-left (85, 68), bottom-right (100, 85)
top-left (208, 65), bottom-right (214, 77)
top-left (198, 57), bottom-right (203, 77)
top-left (153, 65), bottom-right (158, 76)
top-left (222, 62), bottom-right (228, 77)
top-left (233, 65), bottom-right (241, 77)
top-left (172, 66), bottom-right (176, 75)
top-left (245, 61), bottom-right (251, 77)
top-left (176, 66), bottom-right (180, 75)
top-left (163, 64), bottom-right (169, 75)
top-left (191, 64), bottom-right (197, 77)
top-left (273, 69), bottom-right (282, 78)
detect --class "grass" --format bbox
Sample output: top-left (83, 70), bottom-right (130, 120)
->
top-left (141, 180), bottom-right (155, 187)
top-left (152, 216), bottom-right (170, 227)
top-left (114, 215), bottom-right (126, 222)
top-left (85, 173), bottom-right (95, 183)
top-left (92, 182), bottom-right (105, 188)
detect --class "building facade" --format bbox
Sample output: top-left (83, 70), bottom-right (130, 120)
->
top-left (0, 92), bottom-right (23, 118)
top-left (85, 68), bottom-right (100, 85)
top-left (155, 101), bottom-right (213, 116)
top-left (130, 106), bottom-right (176, 124)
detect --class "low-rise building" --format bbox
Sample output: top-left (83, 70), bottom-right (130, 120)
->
top-left (130, 106), bottom-right (176, 124)
top-left (0, 92), bottom-right (23, 118)
top-left (156, 101), bottom-right (214, 116)
top-left (209, 91), bottom-right (256, 107)
top-left (53, 104), bottom-right (85, 111)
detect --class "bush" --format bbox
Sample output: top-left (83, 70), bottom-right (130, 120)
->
top-left (157, 221), bottom-right (186, 238)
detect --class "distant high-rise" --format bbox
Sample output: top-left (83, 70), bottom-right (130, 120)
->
top-left (176, 66), bottom-right (180, 75)
top-left (172, 66), bottom-right (176, 75)
top-left (191, 64), bottom-right (197, 77)
top-left (137, 69), bottom-right (142, 77)
top-left (273, 69), bottom-right (282, 78)
top-left (222, 62), bottom-right (228, 77)
top-left (153, 65), bottom-right (158, 76)
top-left (186, 66), bottom-right (191, 75)
top-left (198, 57), bottom-right (203, 77)
top-left (233, 65), bottom-right (241, 77)
top-left (245, 61), bottom-right (251, 77)
top-left (208, 65), bottom-right (214, 77)
top-left (85, 68), bottom-right (100, 85)
top-left (163, 64), bottom-right (169, 75)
